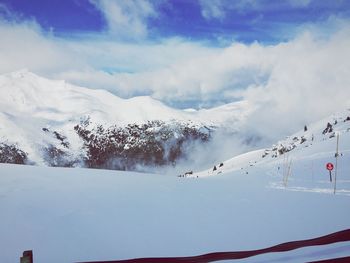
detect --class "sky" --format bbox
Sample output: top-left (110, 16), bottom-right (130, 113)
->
top-left (1, 0), bottom-right (349, 43)
top-left (0, 0), bottom-right (350, 139)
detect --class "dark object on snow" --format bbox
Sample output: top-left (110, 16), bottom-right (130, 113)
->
top-left (76, 229), bottom-right (350, 263)
top-left (345, 116), bottom-right (350, 122)
top-left (219, 162), bottom-right (224, 167)
top-left (304, 125), bottom-right (307, 132)
top-left (322, 122), bottom-right (333, 135)
top-left (184, 171), bottom-right (193, 176)
top-left (20, 250), bottom-right (33, 263)
top-left (42, 127), bottom-right (49, 132)
top-left (213, 165), bottom-right (217, 171)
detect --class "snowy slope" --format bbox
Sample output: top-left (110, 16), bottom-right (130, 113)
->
top-left (0, 154), bottom-right (349, 263)
top-left (0, 69), bottom-right (253, 166)
top-left (190, 109), bottom-right (350, 179)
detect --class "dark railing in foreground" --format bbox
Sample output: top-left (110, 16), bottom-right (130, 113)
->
top-left (77, 229), bottom-right (350, 263)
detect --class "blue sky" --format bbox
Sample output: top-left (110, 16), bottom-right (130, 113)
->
top-left (1, 0), bottom-right (349, 44)
top-left (0, 0), bottom-right (349, 135)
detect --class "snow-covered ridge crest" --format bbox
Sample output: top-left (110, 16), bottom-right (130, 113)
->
top-left (0, 69), bottom-right (252, 126)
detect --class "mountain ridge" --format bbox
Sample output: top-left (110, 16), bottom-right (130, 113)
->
top-left (0, 70), bottom-right (252, 169)
top-left (0, 69), bottom-right (252, 126)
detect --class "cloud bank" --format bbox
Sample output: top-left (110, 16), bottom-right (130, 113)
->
top-left (0, 7), bottom-right (349, 142)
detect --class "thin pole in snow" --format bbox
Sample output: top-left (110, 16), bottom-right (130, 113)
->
top-left (283, 154), bottom-right (292, 187)
top-left (311, 160), bottom-right (314, 186)
top-left (283, 154), bottom-right (287, 187)
top-left (286, 158), bottom-right (293, 185)
top-left (334, 133), bottom-right (339, 194)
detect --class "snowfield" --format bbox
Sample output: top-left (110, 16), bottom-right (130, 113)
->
top-left (1, 128), bottom-right (350, 263)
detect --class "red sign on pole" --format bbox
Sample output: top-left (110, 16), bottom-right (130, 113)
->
top-left (326, 163), bottom-right (334, 171)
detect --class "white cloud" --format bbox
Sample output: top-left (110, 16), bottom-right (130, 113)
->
top-left (199, 0), bottom-right (226, 20)
top-left (199, 0), bottom-right (260, 20)
top-left (241, 28), bottom-right (350, 140)
top-left (0, 11), bottom-right (349, 142)
top-left (90, 0), bottom-right (156, 39)
top-left (56, 27), bottom-right (350, 143)
top-left (0, 20), bottom-right (85, 75)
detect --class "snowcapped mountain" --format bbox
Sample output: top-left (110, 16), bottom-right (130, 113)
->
top-left (3, 69), bottom-right (348, 175)
top-left (0, 69), bottom-right (253, 169)
top-left (0, 69), bottom-right (251, 125)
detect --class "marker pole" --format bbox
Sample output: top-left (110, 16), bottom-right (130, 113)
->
top-left (334, 133), bottom-right (339, 194)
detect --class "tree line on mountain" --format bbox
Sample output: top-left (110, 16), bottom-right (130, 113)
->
top-left (74, 119), bottom-right (211, 170)
top-left (0, 119), bottom-right (211, 170)
top-left (1, 116), bottom-right (350, 169)
top-left (0, 142), bottom-right (27, 164)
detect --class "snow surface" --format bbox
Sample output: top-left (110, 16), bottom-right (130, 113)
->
top-left (1, 116), bottom-right (350, 262)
